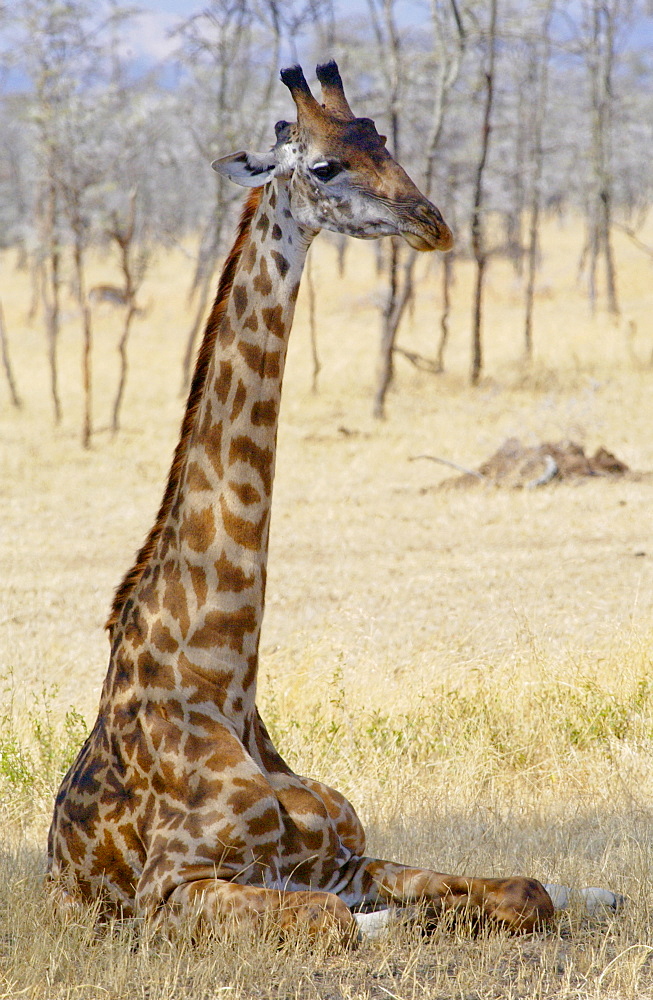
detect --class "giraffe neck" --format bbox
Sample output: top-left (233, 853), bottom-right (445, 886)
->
top-left (149, 179), bottom-right (312, 714)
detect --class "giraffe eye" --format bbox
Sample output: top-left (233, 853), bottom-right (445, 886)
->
top-left (310, 161), bottom-right (342, 182)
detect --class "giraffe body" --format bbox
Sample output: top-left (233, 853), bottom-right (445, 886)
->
top-left (49, 62), bottom-right (553, 943)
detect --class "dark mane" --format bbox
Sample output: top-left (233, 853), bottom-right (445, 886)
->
top-left (106, 186), bottom-right (264, 635)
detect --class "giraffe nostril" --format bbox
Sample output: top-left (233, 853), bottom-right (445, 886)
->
top-left (420, 201), bottom-right (445, 226)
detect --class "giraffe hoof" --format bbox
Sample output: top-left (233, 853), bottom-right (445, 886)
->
top-left (544, 884), bottom-right (624, 916)
top-left (578, 887), bottom-right (625, 915)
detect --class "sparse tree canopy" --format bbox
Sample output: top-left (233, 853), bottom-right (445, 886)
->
top-left (1, 0), bottom-right (652, 427)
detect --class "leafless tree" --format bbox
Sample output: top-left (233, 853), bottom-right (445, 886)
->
top-left (3, 0), bottom-right (653, 426)
top-left (103, 190), bottom-right (152, 433)
top-left (175, 1), bottom-right (258, 391)
top-left (16, 0), bottom-right (72, 424)
top-left (581, 0), bottom-right (623, 317)
top-left (57, 97), bottom-right (100, 448)
top-left (416, 1), bottom-right (465, 375)
top-left (0, 301), bottom-right (22, 408)
top-left (365, 0), bottom-right (465, 417)
top-left (470, 0), bottom-right (498, 386)
top-left (523, 1), bottom-right (554, 358)
top-left (305, 249), bottom-right (321, 393)
top-left (175, 0), bottom-right (329, 391)
top-left (11, 0), bottom-right (125, 444)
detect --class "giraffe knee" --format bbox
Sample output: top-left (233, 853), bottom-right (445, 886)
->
top-left (492, 878), bottom-right (554, 931)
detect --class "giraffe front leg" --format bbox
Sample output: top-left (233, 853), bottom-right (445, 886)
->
top-left (163, 879), bottom-right (359, 947)
top-left (356, 860), bottom-right (554, 933)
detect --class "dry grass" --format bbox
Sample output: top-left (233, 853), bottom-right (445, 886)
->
top-left (2, 213), bottom-right (653, 998)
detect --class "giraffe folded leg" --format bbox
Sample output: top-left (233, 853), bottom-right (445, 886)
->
top-left (163, 879), bottom-right (358, 947)
top-left (353, 860), bottom-right (554, 933)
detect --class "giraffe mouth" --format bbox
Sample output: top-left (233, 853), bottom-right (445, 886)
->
top-left (399, 202), bottom-right (453, 252)
top-left (401, 222), bottom-right (453, 253)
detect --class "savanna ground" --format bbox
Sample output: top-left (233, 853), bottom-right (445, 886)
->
top-left (2, 213), bottom-right (653, 999)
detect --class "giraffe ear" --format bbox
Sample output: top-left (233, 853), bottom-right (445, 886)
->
top-left (212, 150), bottom-right (278, 188)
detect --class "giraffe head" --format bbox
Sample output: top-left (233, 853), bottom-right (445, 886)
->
top-left (212, 61), bottom-right (452, 252)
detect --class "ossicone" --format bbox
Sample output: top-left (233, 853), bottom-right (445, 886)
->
top-left (316, 60), bottom-right (355, 120)
top-left (280, 65), bottom-right (312, 96)
top-left (280, 63), bottom-right (332, 126)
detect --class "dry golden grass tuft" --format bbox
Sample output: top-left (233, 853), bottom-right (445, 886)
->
top-left (2, 213), bottom-right (653, 997)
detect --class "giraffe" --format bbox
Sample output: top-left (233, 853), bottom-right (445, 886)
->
top-left (48, 61), bottom-right (555, 945)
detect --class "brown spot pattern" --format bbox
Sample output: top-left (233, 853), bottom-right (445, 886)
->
top-left (215, 361), bottom-right (233, 404)
top-left (253, 257), bottom-right (272, 296)
top-left (219, 494), bottom-right (267, 550)
top-left (204, 421), bottom-right (223, 479)
top-left (151, 622), bottom-right (178, 654)
top-left (232, 284), bottom-right (247, 319)
top-left (270, 250), bottom-right (289, 278)
top-left (262, 351), bottom-right (281, 379)
top-left (228, 436), bottom-right (273, 494)
top-left (163, 570), bottom-right (190, 636)
top-left (215, 550), bottom-right (255, 592)
top-left (190, 564), bottom-right (208, 607)
top-left (242, 246), bottom-right (257, 273)
top-left (185, 462), bottom-right (212, 492)
top-left (228, 480), bottom-right (261, 505)
top-left (230, 379), bottom-right (247, 421)
top-left (219, 318), bottom-right (236, 347)
top-left (237, 340), bottom-right (265, 376)
top-left (189, 605), bottom-right (257, 654)
top-left (180, 506), bottom-right (216, 553)
top-left (247, 807), bottom-right (282, 837)
top-left (262, 305), bottom-right (285, 339)
top-left (137, 650), bottom-right (176, 690)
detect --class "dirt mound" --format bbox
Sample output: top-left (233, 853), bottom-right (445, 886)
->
top-left (443, 438), bottom-right (634, 489)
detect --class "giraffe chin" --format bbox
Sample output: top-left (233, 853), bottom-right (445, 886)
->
top-left (401, 228), bottom-right (453, 252)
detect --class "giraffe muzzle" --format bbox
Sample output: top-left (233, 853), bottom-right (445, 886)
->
top-left (400, 201), bottom-right (453, 253)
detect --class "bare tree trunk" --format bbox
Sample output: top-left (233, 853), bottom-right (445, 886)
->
top-left (374, 240), bottom-right (416, 418)
top-left (373, 0), bottom-right (465, 415)
top-left (436, 251), bottom-right (453, 373)
top-left (0, 302), bottom-right (22, 408)
top-left (368, 0), bottom-right (409, 419)
top-left (108, 191), bottom-right (148, 433)
top-left (425, 1), bottom-right (465, 364)
top-left (423, 0), bottom-right (465, 198)
top-left (71, 229), bottom-right (93, 448)
top-left (600, 189), bottom-right (619, 316)
top-left (28, 258), bottom-right (43, 323)
top-left (524, 199), bottom-right (540, 360)
top-left (470, 0), bottom-right (497, 386)
top-left (81, 303), bottom-right (93, 448)
top-left (374, 237), bottom-right (399, 418)
top-left (336, 235), bottom-right (347, 278)
top-left (374, 242), bottom-right (384, 276)
top-left (112, 305), bottom-right (137, 432)
top-left (586, 0), bottom-right (619, 317)
top-left (524, 3), bottom-right (552, 359)
top-left (41, 182), bottom-right (62, 423)
top-left (44, 253), bottom-right (62, 423)
top-left (181, 266), bottom-right (216, 393)
top-left (72, 240), bottom-right (93, 448)
top-left (470, 259), bottom-right (486, 386)
top-left (306, 249), bottom-right (320, 394)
